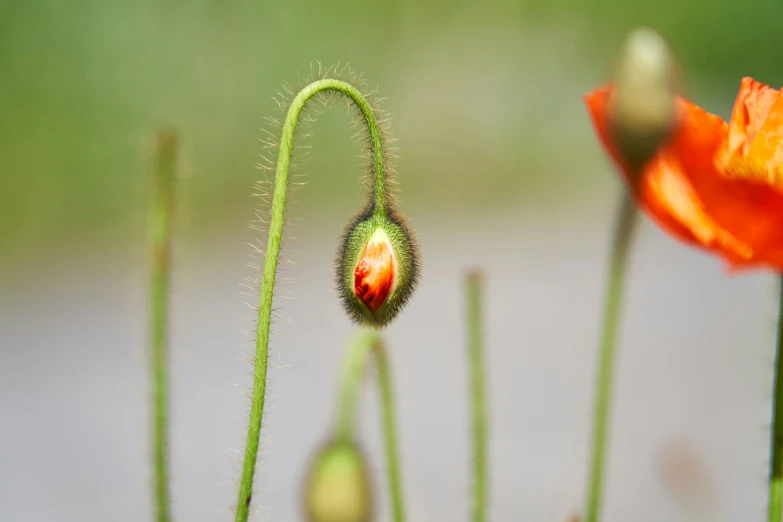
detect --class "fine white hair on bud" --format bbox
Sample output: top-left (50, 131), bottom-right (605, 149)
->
top-left (336, 207), bottom-right (419, 328)
top-left (609, 26), bottom-right (679, 172)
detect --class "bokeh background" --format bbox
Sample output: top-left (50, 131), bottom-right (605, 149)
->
top-left (2, 1), bottom-right (783, 521)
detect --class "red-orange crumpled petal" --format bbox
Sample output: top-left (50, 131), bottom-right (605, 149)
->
top-left (354, 238), bottom-right (396, 313)
top-left (585, 83), bottom-right (783, 270)
top-left (719, 77), bottom-right (783, 189)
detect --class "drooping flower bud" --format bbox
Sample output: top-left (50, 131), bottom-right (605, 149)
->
top-left (608, 27), bottom-right (679, 173)
top-left (337, 208), bottom-right (419, 327)
top-left (304, 440), bottom-right (372, 522)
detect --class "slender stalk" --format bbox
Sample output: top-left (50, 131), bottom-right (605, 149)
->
top-left (335, 328), bottom-right (405, 522)
top-left (767, 276), bottom-right (783, 522)
top-left (466, 271), bottom-right (488, 522)
top-left (235, 79), bottom-right (390, 522)
top-left (584, 191), bottom-right (638, 522)
top-left (148, 130), bottom-right (177, 522)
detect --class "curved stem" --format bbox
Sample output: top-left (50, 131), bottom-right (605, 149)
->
top-left (584, 190), bottom-right (638, 522)
top-left (466, 271), bottom-right (488, 522)
top-left (336, 328), bottom-right (405, 522)
top-left (767, 276), bottom-right (783, 522)
top-left (148, 130), bottom-right (177, 522)
top-left (235, 79), bottom-right (389, 522)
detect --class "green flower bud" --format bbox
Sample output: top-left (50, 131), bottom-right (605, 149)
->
top-left (336, 208), bottom-right (419, 327)
top-left (304, 440), bottom-right (373, 522)
top-left (609, 27), bottom-right (679, 173)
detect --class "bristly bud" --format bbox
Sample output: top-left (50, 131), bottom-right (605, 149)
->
top-left (304, 440), bottom-right (372, 522)
top-left (337, 208), bottom-right (419, 327)
top-left (608, 27), bottom-right (679, 173)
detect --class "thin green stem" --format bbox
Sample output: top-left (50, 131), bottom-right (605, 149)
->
top-left (466, 271), bottom-right (488, 522)
top-left (335, 328), bottom-right (405, 522)
top-left (235, 79), bottom-right (389, 522)
top-left (148, 130), bottom-right (177, 522)
top-left (767, 276), bottom-right (783, 522)
top-left (584, 191), bottom-right (638, 522)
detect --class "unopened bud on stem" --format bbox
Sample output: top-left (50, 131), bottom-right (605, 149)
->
top-left (337, 209), bottom-right (419, 327)
top-left (304, 440), bottom-right (373, 522)
top-left (609, 27), bottom-right (679, 173)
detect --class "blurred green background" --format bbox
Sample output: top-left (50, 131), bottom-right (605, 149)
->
top-left (3, 0), bottom-right (783, 266)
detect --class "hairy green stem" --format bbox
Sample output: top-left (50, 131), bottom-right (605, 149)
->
top-left (584, 191), bottom-right (638, 522)
top-left (336, 328), bottom-right (405, 522)
top-left (768, 276), bottom-right (783, 522)
top-left (148, 130), bottom-right (177, 522)
top-left (466, 271), bottom-right (488, 522)
top-left (235, 79), bottom-right (389, 522)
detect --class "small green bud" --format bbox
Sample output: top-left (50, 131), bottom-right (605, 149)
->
top-left (609, 27), bottom-right (679, 173)
top-left (336, 208), bottom-right (419, 327)
top-left (304, 440), bottom-right (373, 522)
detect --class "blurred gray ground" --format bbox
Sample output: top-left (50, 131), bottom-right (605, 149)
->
top-left (0, 191), bottom-right (776, 522)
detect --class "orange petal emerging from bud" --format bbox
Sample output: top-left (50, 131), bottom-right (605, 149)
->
top-left (353, 229), bottom-right (396, 313)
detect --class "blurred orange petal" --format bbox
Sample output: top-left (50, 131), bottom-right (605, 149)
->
top-left (585, 81), bottom-right (783, 270)
top-left (719, 77), bottom-right (783, 189)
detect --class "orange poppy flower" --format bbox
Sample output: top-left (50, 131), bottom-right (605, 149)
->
top-left (354, 229), bottom-right (397, 313)
top-left (585, 77), bottom-right (783, 270)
